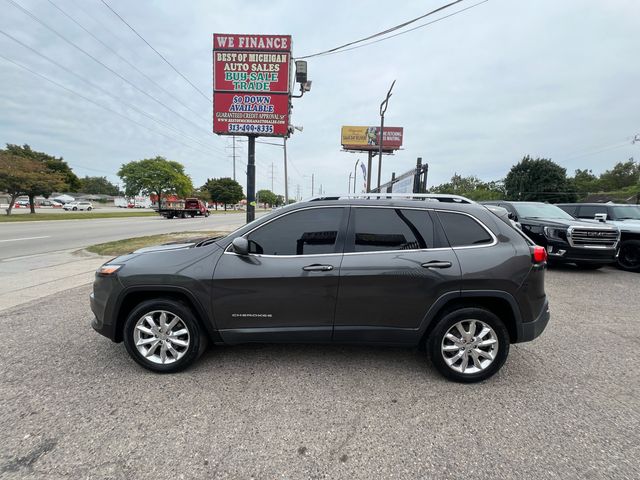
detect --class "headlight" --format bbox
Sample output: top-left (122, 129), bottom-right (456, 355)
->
top-left (543, 227), bottom-right (567, 241)
top-left (96, 264), bottom-right (123, 276)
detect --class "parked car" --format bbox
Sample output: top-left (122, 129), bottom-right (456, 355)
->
top-left (556, 203), bottom-right (640, 272)
top-left (14, 200), bottom-right (30, 207)
top-left (39, 199), bottom-right (63, 208)
top-left (482, 201), bottom-right (619, 269)
top-left (64, 201), bottom-right (93, 211)
top-left (91, 194), bottom-right (550, 383)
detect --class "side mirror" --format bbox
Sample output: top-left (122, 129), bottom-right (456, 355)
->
top-left (231, 237), bottom-right (249, 255)
top-left (507, 212), bottom-right (514, 220)
top-left (594, 213), bottom-right (607, 222)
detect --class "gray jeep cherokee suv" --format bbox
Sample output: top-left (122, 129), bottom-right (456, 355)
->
top-left (91, 195), bottom-right (550, 383)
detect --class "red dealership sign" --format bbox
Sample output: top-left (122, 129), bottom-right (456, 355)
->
top-left (213, 93), bottom-right (289, 136)
top-left (213, 34), bottom-right (291, 137)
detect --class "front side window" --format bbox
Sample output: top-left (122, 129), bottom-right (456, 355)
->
top-left (350, 208), bottom-right (435, 252)
top-left (438, 211), bottom-right (493, 247)
top-left (245, 208), bottom-right (343, 255)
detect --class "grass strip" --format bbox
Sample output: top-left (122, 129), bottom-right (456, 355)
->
top-left (85, 231), bottom-right (227, 256)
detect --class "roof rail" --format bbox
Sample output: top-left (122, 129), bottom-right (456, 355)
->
top-left (307, 193), bottom-right (475, 204)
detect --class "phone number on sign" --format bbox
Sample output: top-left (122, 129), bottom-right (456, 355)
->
top-left (228, 124), bottom-right (274, 134)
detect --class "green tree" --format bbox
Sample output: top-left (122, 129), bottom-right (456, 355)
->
top-left (257, 189), bottom-right (278, 207)
top-left (4, 143), bottom-right (81, 212)
top-left (430, 174), bottom-right (504, 201)
top-left (569, 169), bottom-right (600, 197)
top-left (0, 152), bottom-right (66, 215)
top-left (203, 177), bottom-right (243, 210)
top-left (79, 176), bottom-right (120, 196)
top-left (118, 156), bottom-right (193, 203)
top-left (504, 155), bottom-right (576, 202)
top-left (598, 159), bottom-right (639, 191)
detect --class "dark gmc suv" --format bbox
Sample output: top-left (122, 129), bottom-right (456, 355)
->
top-left (483, 201), bottom-right (619, 269)
top-left (91, 195), bottom-right (550, 383)
top-left (556, 203), bottom-right (640, 272)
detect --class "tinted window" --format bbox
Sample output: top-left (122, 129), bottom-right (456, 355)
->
top-left (438, 212), bottom-right (493, 247)
top-left (512, 203), bottom-right (574, 220)
top-left (577, 205), bottom-right (607, 218)
top-left (246, 208), bottom-right (343, 255)
top-left (558, 204), bottom-right (578, 216)
top-left (351, 208), bottom-right (434, 252)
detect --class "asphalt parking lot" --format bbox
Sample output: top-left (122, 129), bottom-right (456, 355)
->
top-left (1, 267), bottom-right (639, 479)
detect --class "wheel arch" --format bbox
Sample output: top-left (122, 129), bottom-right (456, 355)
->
top-left (113, 286), bottom-right (220, 343)
top-left (419, 291), bottom-right (521, 346)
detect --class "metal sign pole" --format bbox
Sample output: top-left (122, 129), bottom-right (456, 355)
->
top-left (247, 136), bottom-right (256, 223)
top-left (366, 151), bottom-right (373, 193)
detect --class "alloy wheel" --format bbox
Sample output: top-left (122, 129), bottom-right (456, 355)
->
top-left (133, 310), bottom-right (191, 365)
top-left (441, 319), bottom-right (499, 374)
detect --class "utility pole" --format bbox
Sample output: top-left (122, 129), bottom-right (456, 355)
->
top-left (270, 162), bottom-right (274, 192)
top-left (296, 184), bottom-right (301, 201)
top-left (377, 80), bottom-right (395, 192)
top-left (311, 173), bottom-right (315, 196)
top-left (353, 158), bottom-right (360, 194)
top-left (348, 172), bottom-right (353, 192)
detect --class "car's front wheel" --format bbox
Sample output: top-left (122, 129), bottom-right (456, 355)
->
top-left (617, 240), bottom-right (640, 272)
top-left (123, 299), bottom-right (207, 373)
top-left (428, 307), bottom-right (509, 383)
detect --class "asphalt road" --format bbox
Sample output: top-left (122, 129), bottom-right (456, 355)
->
top-left (0, 266), bottom-right (638, 479)
top-left (0, 212), bottom-right (251, 261)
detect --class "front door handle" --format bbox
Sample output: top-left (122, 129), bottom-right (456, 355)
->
top-left (421, 261), bottom-right (452, 269)
top-left (303, 264), bottom-right (334, 272)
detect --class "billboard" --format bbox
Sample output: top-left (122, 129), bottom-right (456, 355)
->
top-left (213, 34), bottom-right (291, 137)
top-left (341, 126), bottom-right (403, 151)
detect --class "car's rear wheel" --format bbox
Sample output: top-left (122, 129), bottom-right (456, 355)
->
top-left (428, 307), bottom-right (509, 383)
top-left (617, 240), bottom-right (640, 272)
top-left (72, 207), bottom-right (77, 211)
top-left (87, 207), bottom-right (92, 211)
top-left (123, 299), bottom-right (207, 373)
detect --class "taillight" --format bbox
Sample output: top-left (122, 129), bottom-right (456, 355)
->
top-left (531, 245), bottom-right (547, 264)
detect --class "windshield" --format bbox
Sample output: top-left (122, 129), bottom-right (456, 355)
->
top-left (513, 203), bottom-right (575, 220)
top-left (612, 205), bottom-right (640, 220)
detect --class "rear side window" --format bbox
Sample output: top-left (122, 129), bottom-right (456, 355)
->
top-left (350, 208), bottom-right (434, 252)
top-left (577, 205), bottom-right (607, 219)
top-left (559, 204), bottom-right (578, 216)
top-left (437, 211), bottom-right (493, 247)
top-left (246, 207), bottom-right (343, 255)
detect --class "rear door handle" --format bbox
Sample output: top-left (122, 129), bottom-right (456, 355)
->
top-left (303, 264), bottom-right (334, 272)
top-left (421, 261), bottom-right (452, 269)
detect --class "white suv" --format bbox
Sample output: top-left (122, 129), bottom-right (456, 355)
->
top-left (64, 201), bottom-right (93, 211)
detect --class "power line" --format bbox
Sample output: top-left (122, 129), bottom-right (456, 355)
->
top-left (100, 0), bottom-right (211, 103)
top-left (296, 0), bottom-right (468, 59)
top-left (0, 53), bottom-right (227, 165)
top-left (316, 0), bottom-right (489, 58)
top-left (0, 29), bottom-right (225, 158)
top-left (5, 0), bottom-right (218, 146)
top-left (46, 0), bottom-right (209, 123)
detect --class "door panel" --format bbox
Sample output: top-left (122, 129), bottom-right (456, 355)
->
top-left (211, 207), bottom-right (347, 343)
top-left (333, 207), bottom-right (461, 342)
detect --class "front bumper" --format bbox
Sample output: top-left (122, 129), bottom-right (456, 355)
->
top-left (546, 242), bottom-right (616, 265)
top-left (517, 299), bottom-right (550, 343)
top-left (90, 275), bottom-right (122, 342)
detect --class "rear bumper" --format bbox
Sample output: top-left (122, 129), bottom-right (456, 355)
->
top-left (517, 299), bottom-right (550, 343)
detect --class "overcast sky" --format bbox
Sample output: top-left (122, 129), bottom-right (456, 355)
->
top-left (1, 0), bottom-right (639, 197)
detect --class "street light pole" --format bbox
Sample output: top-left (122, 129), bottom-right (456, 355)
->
top-left (283, 137), bottom-right (289, 203)
top-left (377, 80), bottom-right (395, 192)
top-left (348, 172), bottom-right (353, 192)
top-left (353, 158), bottom-right (360, 193)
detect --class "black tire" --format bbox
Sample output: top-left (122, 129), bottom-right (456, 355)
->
top-left (190, 213), bottom-right (195, 218)
top-left (427, 307), bottom-right (510, 383)
top-left (72, 207), bottom-right (77, 211)
top-left (617, 240), bottom-right (640, 272)
top-left (205, 211), bottom-right (210, 217)
top-left (181, 212), bottom-right (186, 219)
top-left (575, 263), bottom-right (603, 270)
top-left (87, 207), bottom-right (92, 211)
top-left (123, 299), bottom-right (208, 373)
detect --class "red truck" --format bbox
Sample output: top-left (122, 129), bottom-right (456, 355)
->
top-left (158, 198), bottom-right (210, 219)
